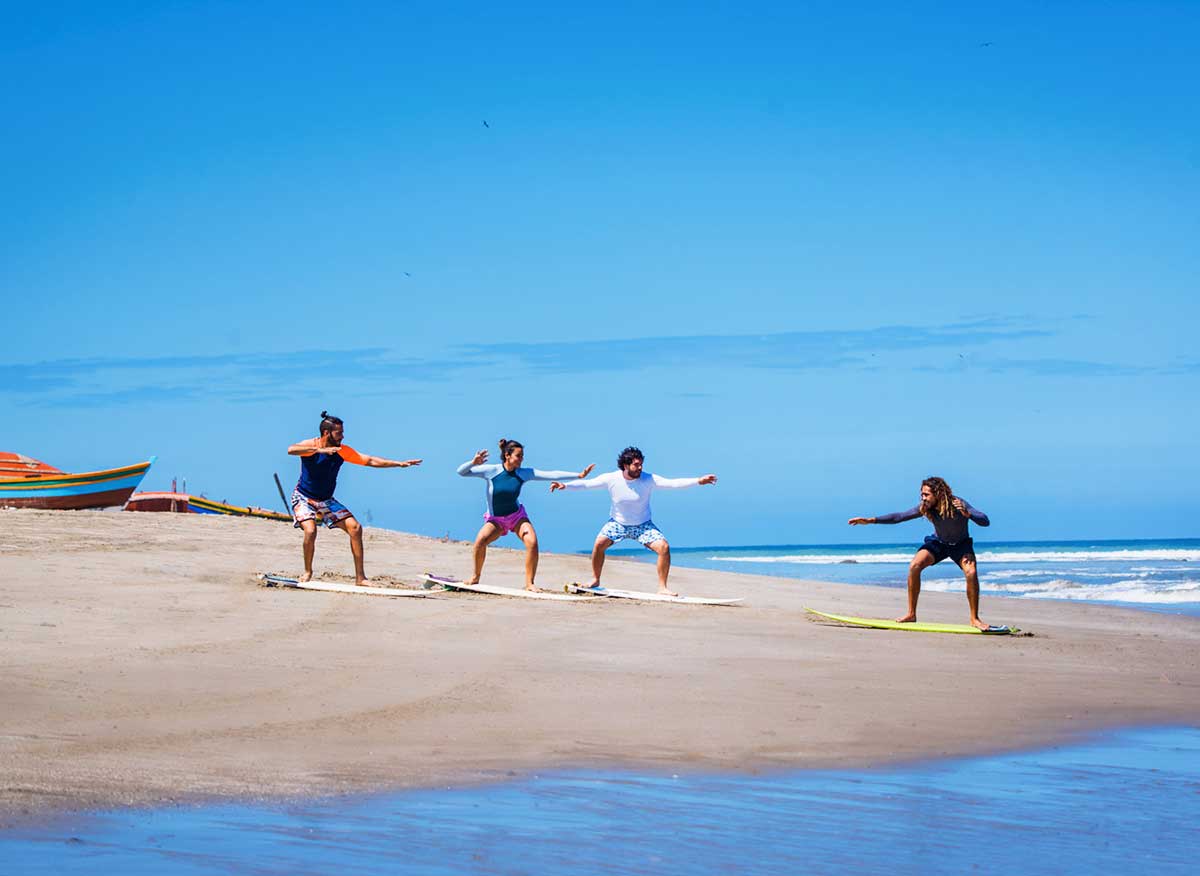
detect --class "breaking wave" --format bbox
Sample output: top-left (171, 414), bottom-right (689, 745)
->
top-left (708, 549), bottom-right (1200, 565)
top-left (922, 577), bottom-right (1200, 605)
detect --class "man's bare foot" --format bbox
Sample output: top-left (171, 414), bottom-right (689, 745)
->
top-left (298, 572), bottom-right (313, 583)
top-left (894, 613), bottom-right (917, 623)
top-left (356, 577), bottom-right (370, 587)
top-left (524, 583), bottom-right (539, 592)
top-left (658, 587), bottom-right (679, 597)
top-left (970, 618), bottom-right (990, 631)
top-left (465, 577), bottom-right (481, 586)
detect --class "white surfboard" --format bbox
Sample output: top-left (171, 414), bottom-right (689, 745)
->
top-left (259, 573), bottom-right (433, 597)
top-left (566, 583), bottom-right (743, 606)
top-left (423, 573), bottom-right (600, 602)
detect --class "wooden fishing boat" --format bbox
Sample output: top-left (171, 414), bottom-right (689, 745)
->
top-left (0, 452), bottom-right (155, 510)
top-left (123, 490), bottom-right (190, 513)
top-left (126, 490), bottom-right (291, 522)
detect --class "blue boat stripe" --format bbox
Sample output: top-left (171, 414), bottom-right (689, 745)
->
top-left (0, 471), bottom-right (148, 499)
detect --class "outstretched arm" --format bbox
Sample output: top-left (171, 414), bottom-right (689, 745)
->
top-left (848, 506), bottom-right (922, 526)
top-left (456, 450), bottom-right (497, 477)
top-left (338, 445), bottom-right (422, 469)
top-left (525, 463), bottom-right (596, 482)
top-left (651, 474), bottom-right (717, 488)
top-left (550, 471), bottom-right (612, 493)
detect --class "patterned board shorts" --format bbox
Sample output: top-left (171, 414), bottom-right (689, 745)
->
top-left (598, 519), bottom-right (666, 546)
top-left (292, 489), bottom-right (354, 529)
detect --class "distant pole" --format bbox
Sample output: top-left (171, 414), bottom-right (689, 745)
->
top-left (273, 473), bottom-right (289, 514)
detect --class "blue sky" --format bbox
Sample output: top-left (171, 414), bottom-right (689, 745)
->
top-left (2, 1), bottom-right (1197, 548)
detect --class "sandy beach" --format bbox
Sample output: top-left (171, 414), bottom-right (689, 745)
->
top-left (2, 509), bottom-right (1198, 823)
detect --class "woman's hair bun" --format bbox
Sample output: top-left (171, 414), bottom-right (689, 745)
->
top-left (321, 410), bottom-right (329, 418)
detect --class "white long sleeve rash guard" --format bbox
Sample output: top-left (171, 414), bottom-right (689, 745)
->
top-left (558, 470), bottom-right (701, 526)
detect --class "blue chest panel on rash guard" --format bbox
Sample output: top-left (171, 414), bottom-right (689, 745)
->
top-left (490, 468), bottom-right (526, 517)
top-left (297, 452), bottom-right (344, 501)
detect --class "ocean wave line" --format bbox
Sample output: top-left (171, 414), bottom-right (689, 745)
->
top-left (709, 549), bottom-right (1200, 565)
top-left (921, 578), bottom-right (1200, 604)
top-left (984, 569), bottom-right (1181, 581)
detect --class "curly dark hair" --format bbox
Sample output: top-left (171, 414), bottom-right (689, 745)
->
top-left (617, 446), bottom-right (644, 471)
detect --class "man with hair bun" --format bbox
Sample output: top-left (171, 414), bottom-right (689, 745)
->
top-left (456, 439), bottom-right (593, 591)
top-left (848, 476), bottom-right (992, 629)
top-left (287, 411), bottom-right (422, 585)
top-left (551, 447), bottom-right (717, 596)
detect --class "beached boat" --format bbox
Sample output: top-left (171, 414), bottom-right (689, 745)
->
top-left (126, 490), bottom-right (291, 522)
top-left (0, 452), bottom-right (155, 510)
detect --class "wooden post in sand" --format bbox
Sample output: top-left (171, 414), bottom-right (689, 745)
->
top-left (273, 473), bottom-right (289, 515)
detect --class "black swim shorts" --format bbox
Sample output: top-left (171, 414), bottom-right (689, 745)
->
top-left (920, 535), bottom-right (976, 567)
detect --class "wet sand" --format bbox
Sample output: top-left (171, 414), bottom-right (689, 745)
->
top-left (2, 509), bottom-right (1198, 822)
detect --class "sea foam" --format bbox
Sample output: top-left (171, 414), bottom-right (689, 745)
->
top-left (709, 549), bottom-right (1200, 564)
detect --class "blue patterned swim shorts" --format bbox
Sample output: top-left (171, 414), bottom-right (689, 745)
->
top-left (598, 519), bottom-right (666, 546)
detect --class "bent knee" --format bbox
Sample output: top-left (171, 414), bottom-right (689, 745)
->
top-left (344, 518), bottom-right (363, 535)
top-left (652, 540), bottom-right (670, 553)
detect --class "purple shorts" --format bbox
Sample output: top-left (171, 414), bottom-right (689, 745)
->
top-left (486, 505), bottom-right (530, 536)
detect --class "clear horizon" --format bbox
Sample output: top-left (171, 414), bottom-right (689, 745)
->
top-left (603, 535), bottom-right (1200, 553)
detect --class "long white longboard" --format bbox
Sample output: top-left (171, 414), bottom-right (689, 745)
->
top-left (423, 573), bottom-right (600, 602)
top-left (566, 583), bottom-right (743, 606)
top-left (259, 573), bottom-right (433, 597)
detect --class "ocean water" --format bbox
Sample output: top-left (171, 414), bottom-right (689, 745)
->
top-left (613, 538), bottom-right (1200, 616)
top-left (4, 727), bottom-right (1198, 875)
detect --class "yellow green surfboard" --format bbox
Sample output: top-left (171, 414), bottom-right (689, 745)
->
top-left (805, 608), bottom-right (1018, 635)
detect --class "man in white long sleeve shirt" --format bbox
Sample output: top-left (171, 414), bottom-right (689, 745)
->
top-left (551, 446), bottom-right (717, 595)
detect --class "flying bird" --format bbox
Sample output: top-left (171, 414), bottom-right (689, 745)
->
top-left (978, 41), bottom-right (994, 47)
top-left (482, 119), bottom-right (490, 128)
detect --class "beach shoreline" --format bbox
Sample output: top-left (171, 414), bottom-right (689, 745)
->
top-left (3, 509), bottom-right (1198, 825)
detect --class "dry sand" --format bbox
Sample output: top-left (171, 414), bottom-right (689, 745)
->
top-left (2, 509), bottom-right (1198, 822)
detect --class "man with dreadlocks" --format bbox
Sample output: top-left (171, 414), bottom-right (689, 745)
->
top-left (287, 411), bottom-right (422, 585)
top-left (848, 477), bottom-right (992, 630)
